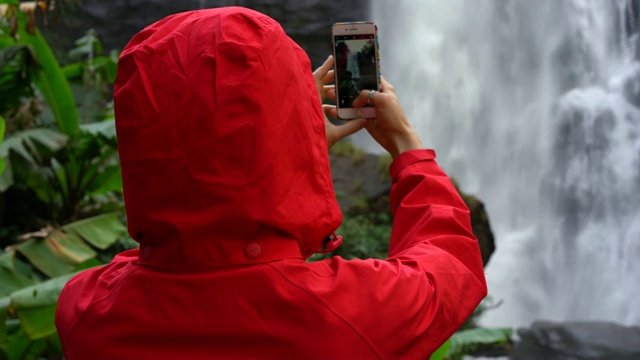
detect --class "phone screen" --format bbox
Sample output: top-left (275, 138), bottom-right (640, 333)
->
top-left (334, 34), bottom-right (378, 109)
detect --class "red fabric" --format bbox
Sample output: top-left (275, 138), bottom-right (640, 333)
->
top-left (55, 7), bottom-right (487, 359)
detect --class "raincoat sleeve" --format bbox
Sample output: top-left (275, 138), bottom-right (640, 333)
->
top-left (382, 148), bottom-right (488, 355)
top-left (307, 149), bottom-right (488, 358)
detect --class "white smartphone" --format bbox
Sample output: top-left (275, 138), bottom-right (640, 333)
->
top-left (331, 22), bottom-right (380, 120)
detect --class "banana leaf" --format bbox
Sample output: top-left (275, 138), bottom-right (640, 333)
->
top-left (13, 11), bottom-right (79, 135)
top-left (430, 338), bottom-right (450, 360)
top-left (63, 213), bottom-right (126, 250)
top-left (9, 272), bottom-right (76, 339)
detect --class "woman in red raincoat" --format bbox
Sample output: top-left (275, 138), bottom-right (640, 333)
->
top-left (56, 6), bottom-right (487, 359)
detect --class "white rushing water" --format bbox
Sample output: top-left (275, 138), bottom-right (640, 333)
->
top-left (363, 0), bottom-right (640, 327)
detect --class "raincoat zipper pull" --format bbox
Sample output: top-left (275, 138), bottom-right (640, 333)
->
top-left (317, 232), bottom-right (343, 254)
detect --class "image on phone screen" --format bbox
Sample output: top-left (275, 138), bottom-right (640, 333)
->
top-left (334, 34), bottom-right (377, 109)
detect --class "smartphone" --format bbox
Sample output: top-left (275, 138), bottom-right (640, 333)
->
top-left (332, 22), bottom-right (380, 119)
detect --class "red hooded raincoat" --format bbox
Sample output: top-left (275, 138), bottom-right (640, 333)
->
top-left (56, 7), bottom-right (487, 359)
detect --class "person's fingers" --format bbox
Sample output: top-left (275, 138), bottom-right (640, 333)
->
top-left (323, 86), bottom-right (336, 101)
top-left (352, 89), bottom-right (388, 108)
top-left (322, 69), bottom-right (334, 84)
top-left (322, 104), bottom-right (338, 119)
top-left (313, 55), bottom-right (334, 80)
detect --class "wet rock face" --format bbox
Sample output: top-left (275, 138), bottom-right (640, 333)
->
top-left (42, 0), bottom-right (368, 67)
top-left (513, 321), bottom-right (640, 360)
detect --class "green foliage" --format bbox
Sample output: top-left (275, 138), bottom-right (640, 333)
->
top-left (0, 214), bottom-right (128, 358)
top-left (447, 327), bottom-right (513, 358)
top-left (352, 147), bottom-right (366, 165)
top-left (330, 140), bottom-right (368, 165)
top-left (1, 10), bottom-right (122, 233)
top-left (430, 339), bottom-right (450, 360)
top-left (0, 45), bottom-right (39, 116)
top-left (376, 153), bottom-right (392, 181)
top-left (0, 122), bottom-right (119, 224)
top-left (0, 5), bottom-right (127, 359)
top-left (330, 140), bottom-right (356, 157)
top-left (310, 212), bottom-right (392, 261)
top-left (3, 7), bottom-right (79, 135)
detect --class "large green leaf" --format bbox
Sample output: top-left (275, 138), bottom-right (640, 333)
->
top-left (0, 128), bottom-right (67, 165)
top-left (429, 338), bottom-right (450, 360)
top-left (9, 273), bottom-right (76, 339)
top-left (0, 157), bottom-right (12, 191)
top-left (447, 327), bottom-right (513, 356)
top-left (80, 119), bottom-right (116, 139)
top-left (15, 229), bottom-right (97, 278)
top-left (0, 116), bottom-right (5, 143)
top-left (16, 240), bottom-right (75, 279)
top-left (0, 252), bottom-right (36, 298)
top-left (0, 296), bottom-right (9, 344)
top-left (0, 127), bottom-right (67, 192)
top-left (63, 213), bottom-right (126, 249)
top-left (87, 163), bottom-right (122, 195)
top-left (14, 13), bottom-right (79, 135)
top-left (4, 325), bottom-right (33, 360)
top-left (47, 230), bottom-right (97, 264)
top-left (0, 45), bottom-right (39, 114)
top-left (0, 266), bottom-right (35, 298)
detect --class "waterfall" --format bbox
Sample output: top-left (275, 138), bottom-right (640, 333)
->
top-left (364, 0), bottom-right (640, 327)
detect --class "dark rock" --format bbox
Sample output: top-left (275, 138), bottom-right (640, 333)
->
top-left (512, 321), bottom-right (640, 360)
top-left (40, 0), bottom-right (368, 68)
top-left (329, 146), bottom-right (391, 215)
top-left (461, 192), bottom-right (496, 267)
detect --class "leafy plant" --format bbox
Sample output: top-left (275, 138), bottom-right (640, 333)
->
top-left (446, 327), bottom-right (513, 359)
top-left (309, 212), bottom-right (392, 261)
top-left (1, 1), bottom-right (79, 135)
top-left (430, 339), bottom-right (450, 360)
top-left (0, 4), bottom-right (129, 359)
top-left (1, 4), bottom-right (122, 239)
top-left (0, 213), bottom-right (127, 360)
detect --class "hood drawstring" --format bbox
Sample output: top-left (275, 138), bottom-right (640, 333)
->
top-left (317, 232), bottom-right (343, 254)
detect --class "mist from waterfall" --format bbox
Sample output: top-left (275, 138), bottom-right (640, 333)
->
top-left (364, 0), bottom-right (640, 327)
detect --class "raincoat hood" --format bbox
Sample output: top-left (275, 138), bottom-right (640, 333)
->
top-left (114, 7), bottom-right (342, 270)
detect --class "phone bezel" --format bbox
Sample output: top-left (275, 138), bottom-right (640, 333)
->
top-left (332, 22), bottom-right (380, 120)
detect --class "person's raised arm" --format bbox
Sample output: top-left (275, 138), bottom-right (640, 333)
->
top-left (351, 77), bottom-right (423, 159)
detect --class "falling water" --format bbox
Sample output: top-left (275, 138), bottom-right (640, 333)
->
top-left (363, 0), bottom-right (640, 327)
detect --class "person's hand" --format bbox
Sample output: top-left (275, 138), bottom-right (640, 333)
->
top-left (313, 55), bottom-right (366, 149)
top-left (352, 77), bottom-right (422, 159)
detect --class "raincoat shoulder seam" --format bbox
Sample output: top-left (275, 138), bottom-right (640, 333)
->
top-left (62, 265), bottom-right (142, 352)
top-left (266, 263), bottom-right (385, 359)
